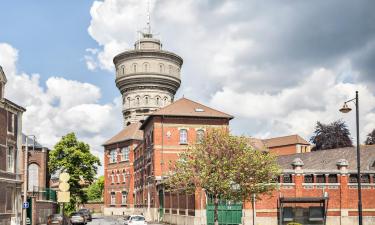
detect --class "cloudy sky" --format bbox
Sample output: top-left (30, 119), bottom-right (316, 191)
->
top-left (0, 0), bottom-right (374, 174)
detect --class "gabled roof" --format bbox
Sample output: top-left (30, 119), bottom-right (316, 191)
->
top-left (264, 134), bottom-right (310, 148)
top-left (141, 97), bottom-right (233, 129)
top-left (277, 145), bottom-right (375, 171)
top-left (103, 122), bottom-right (143, 146)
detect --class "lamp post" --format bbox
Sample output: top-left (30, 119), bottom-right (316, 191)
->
top-left (339, 91), bottom-right (362, 225)
top-left (23, 135), bottom-right (36, 225)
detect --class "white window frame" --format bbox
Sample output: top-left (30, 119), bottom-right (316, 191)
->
top-left (121, 147), bottom-right (130, 161)
top-left (122, 172), bottom-right (127, 183)
top-left (179, 129), bottom-right (188, 144)
top-left (110, 192), bottom-right (116, 205)
top-left (110, 174), bottom-right (115, 184)
top-left (109, 149), bottom-right (117, 163)
top-left (116, 173), bottom-right (121, 184)
top-left (196, 129), bottom-right (205, 143)
top-left (121, 191), bottom-right (127, 205)
top-left (7, 146), bottom-right (14, 172)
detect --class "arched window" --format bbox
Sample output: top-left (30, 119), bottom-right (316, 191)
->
top-left (163, 97), bottom-right (168, 106)
top-left (133, 64), bottom-right (138, 73)
top-left (127, 97), bottom-right (131, 108)
top-left (121, 65), bottom-right (125, 75)
top-left (7, 146), bottom-right (14, 172)
top-left (196, 129), bottom-right (204, 143)
top-left (155, 96), bottom-right (160, 106)
top-left (136, 96), bottom-right (140, 106)
top-left (159, 64), bottom-right (164, 73)
top-left (143, 63), bottom-right (149, 72)
top-left (179, 129), bottom-right (188, 144)
top-left (144, 96), bottom-right (149, 105)
top-left (28, 163), bottom-right (39, 191)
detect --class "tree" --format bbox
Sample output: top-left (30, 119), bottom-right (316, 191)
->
top-left (310, 120), bottom-right (353, 151)
top-left (49, 133), bottom-right (101, 213)
top-left (86, 176), bottom-right (104, 201)
top-left (166, 129), bottom-right (280, 225)
top-left (365, 129), bottom-right (375, 145)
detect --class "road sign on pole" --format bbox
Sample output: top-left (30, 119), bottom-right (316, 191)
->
top-left (22, 202), bottom-right (29, 209)
top-left (58, 172), bottom-right (70, 203)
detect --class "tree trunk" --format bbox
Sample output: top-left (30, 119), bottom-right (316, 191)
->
top-left (214, 195), bottom-right (219, 225)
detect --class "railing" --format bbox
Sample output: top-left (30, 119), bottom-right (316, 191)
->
top-left (29, 186), bottom-right (57, 202)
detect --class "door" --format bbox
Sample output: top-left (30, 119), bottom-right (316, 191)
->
top-left (158, 189), bottom-right (164, 221)
top-left (206, 196), bottom-right (242, 225)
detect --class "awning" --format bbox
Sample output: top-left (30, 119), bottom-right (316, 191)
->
top-left (280, 197), bottom-right (328, 203)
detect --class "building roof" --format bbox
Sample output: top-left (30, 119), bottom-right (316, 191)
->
top-left (103, 122), bottom-right (143, 146)
top-left (22, 134), bottom-right (44, 149)
top-left (247, 137), bottom-right (267, 151)
top-left (277, 145), bottom-right (375, 171)
top-left (264, 134), bottom-right (310, 148)
top-left (141, 97), bottom-right (233, 129)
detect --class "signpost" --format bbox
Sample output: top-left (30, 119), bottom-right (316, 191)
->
top-left (58, 172), bottom-right (70, 217)
top-left (22, 202), bottom-right (29, 209)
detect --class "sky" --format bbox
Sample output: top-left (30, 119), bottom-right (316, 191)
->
top-left (0, 0), bottom-right (375, 175)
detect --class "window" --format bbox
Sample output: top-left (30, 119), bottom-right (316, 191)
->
top-left (136, 96), bottom-right (140, 106)
top-left (196, 129), bottom-right (204, 143)
top-left (121, 191), bottom-right (127, 205)
top-left (282, 174), bottom-right (292, 183)
top-left (163, 97), bottom-right (168, 106)
top-left (110, 172), bottom-right (115, 184)
top-left (133, 64), bottom-right (138, 73)
top-left (121, 147), bottom-right (130, 161)
top-left (316, 175), bottom-right (326, 183)
top-left (121, 65), bottom-right (125, 75)
top-left (7, 146), bottom-right (14, 172)
top-left (349, 174), bottom-right (358, 183)
top-left (179, 129), bottom-right (188, 144)
top-left (144, 96), bottom-right (149, 105)
top-left (328, 174), bottom-right (338, 183)
top-left (28, 163), bottom-right (39, 191)
top-left (116, 172), bottom-right (120, 184)
top-left (155, 96), bottom-right (160, 106)
top-left (6, 187), bottom-right (13, 212)
top-left (159, 64), bottom-right (165, 73)
top-left (169, 65), bottom-right (173, 74)
top-left (110, 149), bottom-right (117, 163)
top-left (8, 113), bottom-right (14, 133)
top-left (304, 174), bottom-right (313, 183)
top-left (122, 171), bottom-right (127, 183)
top-left (143, 63), bottom-right (149, 72)
top-left (361, 174), bottom-right (370, 183)
top-left (127, 97), bottom-right (131, 108)
top-left (111, 192), bottom-right (116, 205)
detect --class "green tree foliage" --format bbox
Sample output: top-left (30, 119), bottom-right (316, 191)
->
top-left (310, 120), bottom-right (353, 151)
top-left (365, 129), bottom-right (375, 145)
top-left (166, 129), bottom-right (280, 225)
top-left (49, 133), bottom-right (101, 213)
top-left (86, 176), bottom-right (104, 202)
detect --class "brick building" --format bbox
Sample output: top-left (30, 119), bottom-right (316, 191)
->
top-left (0, 66), bottom-right (26, 225)
top-left (103, 123), bottom-right (143, 215)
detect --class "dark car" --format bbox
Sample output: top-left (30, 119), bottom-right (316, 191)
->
top-left (78, 209), bottom-right (92, 222)
top-left (70, 212), bottom-right (86, 225)
top-left (47, 214), bottom-right (70, 225)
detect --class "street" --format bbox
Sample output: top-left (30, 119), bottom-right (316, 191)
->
top-left (89, 215), bottom-right (161, 225)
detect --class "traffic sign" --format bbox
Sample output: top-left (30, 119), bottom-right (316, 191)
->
top-left (23, 202), bottom-right (29, 209)
top-left (26, 218), bottom-right (31, 225)
top-left (59, 182), bottom-right (70, 192)
top-left (57, 191), bottom-right (70, 203)
top-left (59, 172), bottom-right (70, 182)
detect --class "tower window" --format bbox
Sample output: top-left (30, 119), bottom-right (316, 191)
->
top-left (121, 65), bottom-right (125, 75)
top-left (145, 96), bottom-right (149, 105)
top-left (159, 64), bottom-right (164, 73)
top-left (169, 65), bottom-right (173, 74)
top-left (143, 63), bottom-right (149, 72)
top-left (156, 96), bottom-right (160, 106)
top-left (163, 97), bottom-right (168, 106)
top-left (136, 96), bottom-right (140, 106)
top-left (127, 97), bottom-right (131, 107)
top-left (133, 64), bottom-right (138, 73)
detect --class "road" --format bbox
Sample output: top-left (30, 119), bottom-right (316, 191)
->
top-left (89, 215), bottom-right (162, 225)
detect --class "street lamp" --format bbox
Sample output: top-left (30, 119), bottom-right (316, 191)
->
top-left (339, 91), bottom-right (362, 225)
top-left (23, 135), bottom-right (36, 225)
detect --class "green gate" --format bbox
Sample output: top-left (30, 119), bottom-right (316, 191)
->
top-left (26, 197), bottom-right (32, 225)
top-left (159, 189), bottom-right (164, 221)
top-left (206, 197), bottom-right (242, 225)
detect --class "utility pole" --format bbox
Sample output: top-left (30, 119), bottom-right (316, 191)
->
top-left (22, 137), bottom-right (28, 225)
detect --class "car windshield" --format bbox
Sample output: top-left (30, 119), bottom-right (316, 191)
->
top-left (78, 209), bottom-right (88, 213)
top-left (71, 213), bottom-right (82, 216)
top-left (51, 215), bottom-right (62, 220)
top-left (131, 216), bottom-right (145, 221)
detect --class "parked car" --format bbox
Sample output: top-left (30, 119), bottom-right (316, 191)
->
top-left (123, 215), bottom-right (147, 225)
top-left (78, 208), bottom-right (92, 222)
top-left (47, 214), bottom-right (70, 225)
top-left (70, 212), bottom-right (87, 225)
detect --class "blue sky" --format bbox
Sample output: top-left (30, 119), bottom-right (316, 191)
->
top-left (0, 0), bottom-right (115, 103)
top-left (0, 0), bottom-right (374, 174)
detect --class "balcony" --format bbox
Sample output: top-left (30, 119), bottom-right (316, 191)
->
top-left (29, 186), bottom-right (57, 202)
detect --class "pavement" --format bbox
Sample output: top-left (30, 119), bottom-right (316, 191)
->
top-left (89, 215), bottom-right (162, 225)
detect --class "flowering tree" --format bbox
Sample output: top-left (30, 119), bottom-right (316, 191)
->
top-left (166, 129), bottom-right (280, 225)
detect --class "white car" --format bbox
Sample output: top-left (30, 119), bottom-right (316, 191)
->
top-left (124, 215), bottom-right (147, 225)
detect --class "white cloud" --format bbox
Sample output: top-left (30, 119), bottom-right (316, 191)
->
top-left (0, 43), bottom-right (122, 175)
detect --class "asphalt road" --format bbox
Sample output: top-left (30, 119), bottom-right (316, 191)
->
top-left (89, 215), bottom-right (161, 225)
